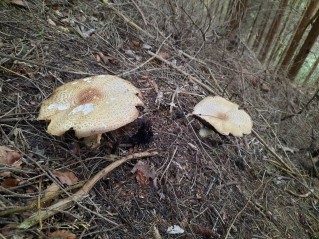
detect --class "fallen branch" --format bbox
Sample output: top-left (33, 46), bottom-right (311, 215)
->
top-left (0, 182), bottom-right (85, 217)
top-left (18, 150), bottom-right (158, 229)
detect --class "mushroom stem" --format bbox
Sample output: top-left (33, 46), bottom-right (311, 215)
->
top-left (199, 127), bottom-right (214, 138)
top-left (83, 134), bottom-right (102, 148)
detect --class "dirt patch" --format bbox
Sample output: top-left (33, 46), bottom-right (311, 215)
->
top-left (1, 1), bottom-right (319, 238)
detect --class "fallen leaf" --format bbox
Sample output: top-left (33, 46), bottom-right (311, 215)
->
top-left (131, 160), bottom-right (156, 188)
top-left (141, 75), bottom-right (159, 93)
top-left (157, 50), bottom-right (170, 60)
top-left (167, 225), bottom-right (184, 234)
top-left (131, 39), bottom-right (141, 48)
top-left (0, 146), bottom-right (22, 165)
top-left (0, 171), bottom-right (11, 177)
top-left (10, 0), bottom-right (27, 7)
top-left (142, 43), bottom-right (152, 50)
top-left (0, 223), bottom-right (19, 237)
top-left (261, 82), bottom-right (270, 92)
top-left (49, 230), bottom-right (76, 239)
top-left (47, 17), bottom-right (56, 26)
top-left (45, 183), bottom-right (60, 197)
top-left (191, 224), bottom-right (220, 237)
top-left (2, 178), bottom-right (20, 188)
top-left (97, 52), bottom-right (117, 64)
top-left (53, 171), bottom-right (78, 186)
top-left (153, 225), bottom-right (162, 239)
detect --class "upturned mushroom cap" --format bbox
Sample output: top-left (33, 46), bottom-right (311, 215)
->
top-left (38, 75), bottom-right (144, 139)
top-left (192, 96), bottom-right (253, 137)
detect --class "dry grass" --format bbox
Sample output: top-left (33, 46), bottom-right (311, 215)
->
top-left (0, 0), bottom-right (319, 238)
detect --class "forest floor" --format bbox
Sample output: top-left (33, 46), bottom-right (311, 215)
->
top-left (1, 1), bottom-right (319, 239)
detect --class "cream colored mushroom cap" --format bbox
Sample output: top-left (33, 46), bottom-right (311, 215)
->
top-left (192, 96), bottom-right (253, 137)
top-left (38, 75), bottom-right (144, 138)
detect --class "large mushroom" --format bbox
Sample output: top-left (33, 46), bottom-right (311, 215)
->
top-left (38, 75), bottom-right (144, 147)
top-left (192, 96), bottom-right (253, 137)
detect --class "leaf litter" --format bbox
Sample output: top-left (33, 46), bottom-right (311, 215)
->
top-left (0, 1), bottom-right (318, 238)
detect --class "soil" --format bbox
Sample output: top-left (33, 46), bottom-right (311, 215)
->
top-left (0, 1), bottom-right (319, 238)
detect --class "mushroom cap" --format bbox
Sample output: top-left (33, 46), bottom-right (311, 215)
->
top-left (38, 75), bottom-right (144, 138)
top-left (192, 96), bottom-right (253, 137)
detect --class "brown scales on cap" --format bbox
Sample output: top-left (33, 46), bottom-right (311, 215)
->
top-left (192, 96), bottom-right (253, 137)
top-left (77, 87), bottom-right (101, 104)
top-left (38, 75), bottom-right (144, 147)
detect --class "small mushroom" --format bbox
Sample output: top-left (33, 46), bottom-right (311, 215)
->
top-left (38, 75), bottom-right (144, 147)
top-left (192, 96), bottom-right (252, 137)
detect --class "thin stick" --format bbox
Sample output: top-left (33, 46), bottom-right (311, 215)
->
top-left (0, 182), bottom-right (85, 217)
top-left (281, 87), bottom-right (319, 121)
top-left (130, 0), bottom-right (148, 26)
top-left (105, 3), bottom-right (154, 39)
top-left (0, 52), bottom-right (94, 76)
top-left (18, 151), bottom-right (158, 229)
top-left (252, 129), bottom-right (293, 173)
top-left (224, 183), bottom-right (263, 239)
top-left (147, 51), bottom-right (217, 95)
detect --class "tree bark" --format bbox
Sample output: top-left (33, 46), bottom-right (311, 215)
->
top-left (268, 0), bottom-right (300, 67)
top-left (252, 1), bottom-right (274, 53)
top-left (247, 1), bottom-right (264, 46)
top-left (260, 0), bottom-right (289, 63)
top-left (288, 11), bottom-right (319, 80)
top-left (302, 54), bottom-right (319, 85)
top-left (228, 0), bottom-right (248, 34)
top-left (279, 0), bottom-right (319, 72)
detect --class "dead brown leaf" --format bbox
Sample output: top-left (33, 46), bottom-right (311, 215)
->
top-left (191, 224), bottom-right (220, 238)
top-left (0, 146), bottom-right (22, 165)
top-left (0, 171), bottom-right (11, 177)
top-left (157, 50), bottom-right (170, 60)
top-left (141, 75), bottom-right (159, 93)
top-left (0, 223), bottom-right (19, 237)
top-left (131, 160), bottom-right (156, 188)
top-left (131, 39), bottom-right (141, 48)
top-left (53, 171), bottom-right (78, 186)
top-left (96, 52), bottom-right (117, 65)
top-left (45, 183), bottom-right (60, 197)
top-left (49, 230), bottom-right (76, 239)
top-left (2, 178), bottom-right (20, 188)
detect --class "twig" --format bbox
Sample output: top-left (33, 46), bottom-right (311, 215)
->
top-left (147, 51), bottom-right (217, 95)
top-left (105, 3), bottom-right (154, 39)
top-left (0, 182), bottom-right (85, 217)
top-left (120, 34), bottom-right (171, 77)
top-left (0, 52), bottom-right (94, 76)
top-left (285, 188), bottom-right (313, 198)
top-left (252, 129), bottom-right (295, 174)
top-left (130, 0), bottom-right (148, 26)
top-left (18, 151), bottom-right (158, 229)
top-left (281, 87), bottom-right (319, 121)
top-left (224, 183), bottom-right (263, 239)
top-left (169, 87), bottom-right (179, 113)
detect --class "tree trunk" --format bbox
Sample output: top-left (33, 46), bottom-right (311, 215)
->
top-left (252, 1), bottom-right (274, 53)
top-left (267, 0), bottom-right (300, 67)
top-left (288, 11), bottom-right (319, 80)
top-left (302, 54), bottom-right (319, 85)
top-left (279, 0), bottom-right (319, 72)
top-left (247, 2), bottom-right (264, 46)
top-left (260, 0), bottom-right (289, 63)
top-left (228, 0), bottom-right (248, 34)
